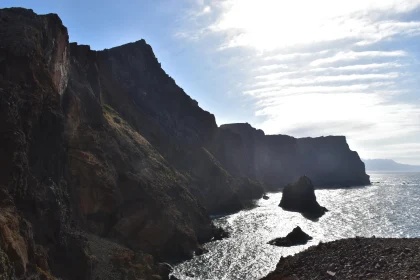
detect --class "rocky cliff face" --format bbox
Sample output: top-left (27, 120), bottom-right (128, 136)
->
top-left (67, 40), bottom-right (264, 215)
top-left (0, 8), bottom-right (241, 280)
top-left (64, 41), bottom-right (222, 261)
top-left (0, 7), bottom-right (369, 280)
top-left (210, 123), bottom-right (370, 190)
top-left (0, 8), bottom-right (72, 279)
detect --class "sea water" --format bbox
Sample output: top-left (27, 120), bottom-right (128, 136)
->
top-left (172, 172), bottom-right (420, 280)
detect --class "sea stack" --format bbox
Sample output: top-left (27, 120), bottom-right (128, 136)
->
top-left (279, 176), bottom-right (327, 219)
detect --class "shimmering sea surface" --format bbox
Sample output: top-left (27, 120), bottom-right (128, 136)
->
top-left (172, 172), bottom-right (420, 280)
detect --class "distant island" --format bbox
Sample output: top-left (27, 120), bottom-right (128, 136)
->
top-left (363, 159), bottom-right (420, 172)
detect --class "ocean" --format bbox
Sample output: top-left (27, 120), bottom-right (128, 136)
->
top-left (172, 172), bottom-right (420, 280)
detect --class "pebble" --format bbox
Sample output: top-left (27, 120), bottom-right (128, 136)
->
top-left (326, 270), bottom-right (336, 276)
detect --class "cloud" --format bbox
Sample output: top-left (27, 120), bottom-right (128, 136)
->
top-left (196, 5), bottom-right (212, 16)
top-left (254, 92), bottom-right (420, 140)
top-left (255, 64), bottom-right (289, 72)
top-left (263, 52), bottom-right (320, 61)
top-left (310, 51), bottom-right (407, 66)
top-left (175, 0), bottom-right (420, 164)
top-left (253, 72), bottom-right (400, 87)
top-left (207, 1), bottom-right (420, 50)
top-left (244, 82), bottom-right (395, 97)
top-left (310, 63), bottom-right (402, 72)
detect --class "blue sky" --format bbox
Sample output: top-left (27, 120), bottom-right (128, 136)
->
top-left (2, 0), bottom-right (420, 164)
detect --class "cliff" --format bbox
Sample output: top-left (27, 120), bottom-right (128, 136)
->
top-left (0, 8), bottom-right (247, 280)
top-left (210, 123), bottom-right (370, 190)
top-left (73, 40), bottom-right (264, 214)
top-left (0, 7), bottom-right (369, 280)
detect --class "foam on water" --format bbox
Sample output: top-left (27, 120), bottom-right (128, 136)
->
top-left (173, 172), bottom-right (420, 280)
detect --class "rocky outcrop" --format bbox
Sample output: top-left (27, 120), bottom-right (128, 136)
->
top-left (279, 176), bottom-right (327, 219)
top-left (268, 226), bottom-right (312, 247)
top-left (210, 123), bottom-right (370, 190)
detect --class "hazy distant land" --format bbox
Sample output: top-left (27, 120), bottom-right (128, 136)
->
top-left (363, 159), bottom-right (420, 172)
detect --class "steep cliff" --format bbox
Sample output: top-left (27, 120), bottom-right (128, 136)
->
top-left (0, 7), bottom-right (233, 280)
top-left (210, 123), bottom-right (370, 190)
top-left (0, 7), bottom-right (370, 280)
top-left (64, 42), bottom-right (220, 261)
top-left (0, 8), bottom-right (72, 279)
top-left (71, 40), bottom-right (264, 214)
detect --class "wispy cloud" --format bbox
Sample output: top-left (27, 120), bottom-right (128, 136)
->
top-left (206, 1), bottom-right (420, 50)
top-left (310, 51), bottom-right (407, 66)
top-left (253, 72), bottom-right (400, 87)
top-left (310, 63), bottom-right (402, 72)
top-left (244, 82), bottom-right (395, 97)
top-left (197, 5), bottom-right (212, 16)
top-left (175, 0), bottom-right (420, 164)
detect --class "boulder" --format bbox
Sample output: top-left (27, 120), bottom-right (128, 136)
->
top-left (279, 176), bottom-right (327, 219)
top-left (212, 227), bottom-right (230, 241)
top-left (268, 226), bottom-right (312, 247)
top-left (194, 246), bottom-right (209, 256)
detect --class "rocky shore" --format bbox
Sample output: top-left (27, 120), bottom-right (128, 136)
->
top-left (262, 237), bottom-right (420, 280)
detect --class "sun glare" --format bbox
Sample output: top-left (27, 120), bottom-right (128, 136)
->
top-left (211, 0), bottom-right (420, 50)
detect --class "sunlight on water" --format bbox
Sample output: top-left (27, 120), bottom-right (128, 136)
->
top-left (172, 173), bottom-right (420, 280)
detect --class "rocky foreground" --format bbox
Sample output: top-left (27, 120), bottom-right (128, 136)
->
top-left (262, 237), bottom-right (420, 280)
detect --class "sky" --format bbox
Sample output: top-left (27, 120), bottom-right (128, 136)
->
top-left (1, 0), bottom-right (420, 164)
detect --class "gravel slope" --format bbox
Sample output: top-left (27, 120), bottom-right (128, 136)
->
top-left (262, 237), bottom-right (420, 280)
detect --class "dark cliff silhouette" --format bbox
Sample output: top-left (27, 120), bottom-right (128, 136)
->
top-left (209, 123), bottom-right (370, 190)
